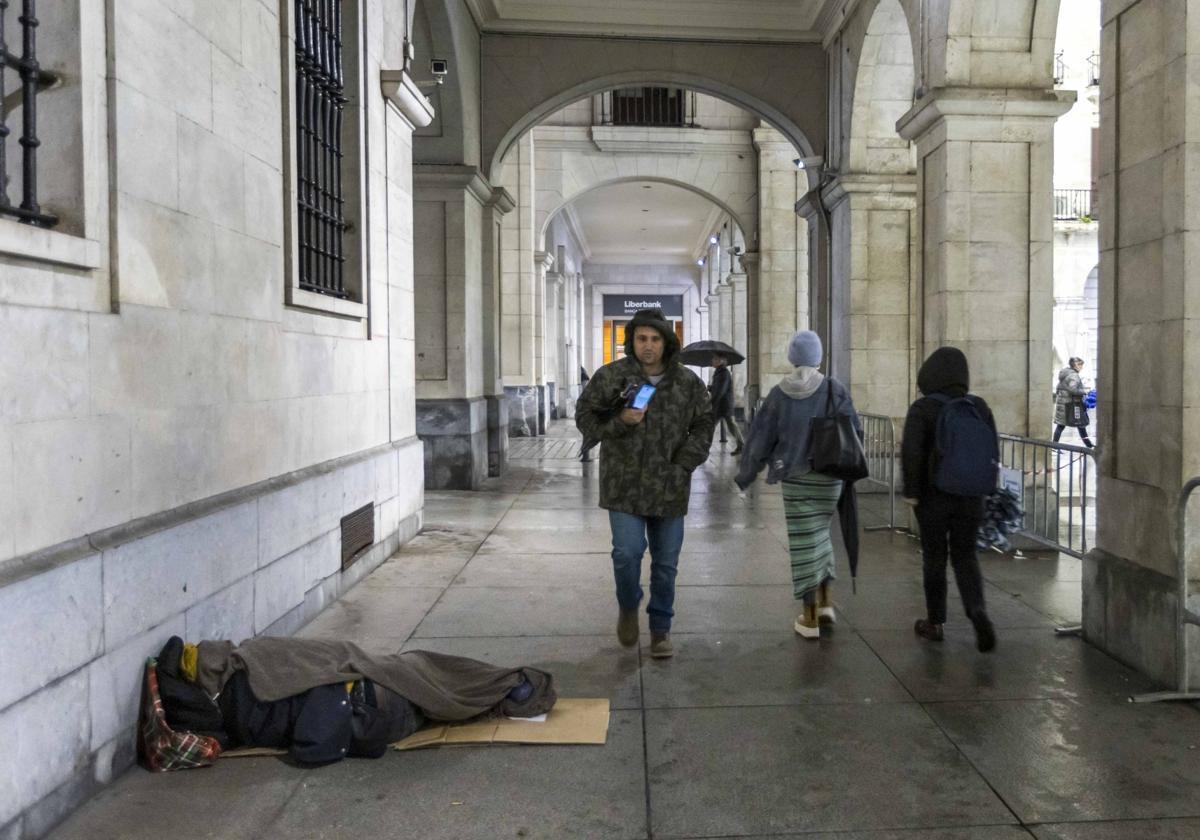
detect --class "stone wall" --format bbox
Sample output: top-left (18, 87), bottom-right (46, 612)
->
top-left (0, 0), bottom-right (426, 833)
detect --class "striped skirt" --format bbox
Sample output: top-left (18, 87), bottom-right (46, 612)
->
top-left (781, 473), bottom-right (844, 600)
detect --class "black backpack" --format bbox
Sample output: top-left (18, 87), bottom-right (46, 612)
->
top-left (929, 394), bottom-right (999, 496)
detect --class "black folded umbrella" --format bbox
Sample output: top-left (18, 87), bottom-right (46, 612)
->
top-left (678, 339), bottom-right (745, 367)
top-left (837, 483), bottom-right (860, 592)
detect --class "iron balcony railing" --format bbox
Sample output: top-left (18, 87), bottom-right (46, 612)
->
top-left (1054, 188), bottom-right (1095, 221)
top-left (294, 0), bottom-right (350, 299)
top-left (0, 0), bottom-right (58, 228)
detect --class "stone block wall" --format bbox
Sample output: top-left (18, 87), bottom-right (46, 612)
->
top-left (0, 442), bottom-right (423, 838)
top-left (0, 0), bottom-right (427, 833)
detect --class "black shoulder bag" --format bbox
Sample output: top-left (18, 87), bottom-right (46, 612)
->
top-left (807, 380), bottom-right (868, 482)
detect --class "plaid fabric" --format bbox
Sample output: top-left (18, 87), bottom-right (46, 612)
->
top-left (137, 658), bottom-right (222, 772)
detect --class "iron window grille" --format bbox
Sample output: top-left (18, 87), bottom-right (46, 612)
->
top-left (604, 87), bottom-right (691, 128)
top-left (0, 0), bottom-right (58, 228)
top-left (294, 0), bottom-right (350, 299)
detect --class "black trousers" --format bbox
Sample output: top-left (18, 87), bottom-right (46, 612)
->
top-left (916, 493), bottom-right (987, 624)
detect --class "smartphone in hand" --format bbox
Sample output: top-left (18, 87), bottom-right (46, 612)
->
top-left (628, 384), bottom-right (657, 410)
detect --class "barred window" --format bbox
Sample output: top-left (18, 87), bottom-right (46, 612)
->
top-left (0, 0), bottom-right (59, 228)
top-left (294, 0), bottom-right (350, 299)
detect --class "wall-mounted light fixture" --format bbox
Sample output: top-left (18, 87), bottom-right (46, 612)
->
top-left (793, 155), bottom-right (824, 171)
top-left (697, 258), bottom-right (706, 267)
top-left (708, 234), bottom-right (719, 245)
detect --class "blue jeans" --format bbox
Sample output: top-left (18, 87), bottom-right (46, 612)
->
top-left (609, 511), bottom-right (685, 632)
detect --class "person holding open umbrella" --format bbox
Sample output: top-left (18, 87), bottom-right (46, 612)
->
top-left (678, 340), bottom-right (746, 456)
top-left (708, 355), bottom-right (744, 455)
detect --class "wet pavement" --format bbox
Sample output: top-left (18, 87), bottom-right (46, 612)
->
top-left (50, 427), bottom-right (1200, 839)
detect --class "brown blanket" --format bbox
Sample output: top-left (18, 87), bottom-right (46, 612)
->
top-left (195, 637), bottom-right (555, 721)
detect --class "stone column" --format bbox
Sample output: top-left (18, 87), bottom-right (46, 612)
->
top-left (729, 270), bottom-right (749, 414)
top-left (412, 166), bottom-right (495, 490)
top-left (499, 133), bottom-right (543, 438)
top-left (754, 128), bottom-right (810, 397)
top-left (897, 88), bottom-right (1074, 433)
top-left (822, 173), bottom-right (917, 419)
top-left (795, 194), bottom-right (833, 378)
top-left (1083, 3), bottom-right (1200, 687)
top-left (717, 280), bottom-right (734, 351)
top-left (737, 251), bottom-right (760, 412)
top-left (544, 270), bottom-right (563, 420)
top-left (482, 186), bottom-right (515, 475)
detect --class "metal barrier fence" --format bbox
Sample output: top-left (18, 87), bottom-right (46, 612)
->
top-left (1131, 476), bottom-right (1200, 703)
top-left (996, 434), bottom-right (1095, 558)
top-left (858, 412), bottom-right (898, 531)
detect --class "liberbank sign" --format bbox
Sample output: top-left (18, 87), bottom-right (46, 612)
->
top-left (602, 294), bottom-right (684, 318)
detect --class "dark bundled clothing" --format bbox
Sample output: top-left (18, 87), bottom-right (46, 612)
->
top-left (218, 671), bottom-right (424, 764)
top-left (708, 366), bottom-right (735, 418)
top-left (901, 347), bottom-right (997, 501)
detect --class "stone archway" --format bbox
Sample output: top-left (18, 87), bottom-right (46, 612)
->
top-left (538, 175), bottom-right (754, 255)
top-left (480, 35), bottom-right (827, 186)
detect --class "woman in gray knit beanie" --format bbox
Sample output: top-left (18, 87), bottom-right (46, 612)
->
top-left (735, 330), bottom-right (861, 638)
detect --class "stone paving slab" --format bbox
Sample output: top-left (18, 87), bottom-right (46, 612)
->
top-left (639, 632), bottom-right (912, 708)
top-left (261, 710), bottom-right (649, 840)
top-left (859, 628), bottom-right (1155, 703)
top-left (645, 704), bottom-right (1016, 837)
top-left (1030, 818), bottom-right (1200, 838)
top-left (927, 698), bottom-right (1200, 824)
top-left (833, 579), bottom-right (1057, 632)
top-left (49, 756), bottom-right (309, 840)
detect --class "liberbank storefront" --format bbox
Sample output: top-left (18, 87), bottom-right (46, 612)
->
top-left (601, 294), bottom-right (685, 364)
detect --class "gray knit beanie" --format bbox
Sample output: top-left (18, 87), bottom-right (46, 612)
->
top-left (787, 330), bottom-right (823, 367)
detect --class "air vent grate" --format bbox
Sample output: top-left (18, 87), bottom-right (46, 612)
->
top-left (340, 502), bottom-right (374, 570)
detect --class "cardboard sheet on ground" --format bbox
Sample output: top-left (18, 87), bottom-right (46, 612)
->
top-left (393, 698), bottom-right (610, 750)
top-left (220, 699), bottom-right (609, 758)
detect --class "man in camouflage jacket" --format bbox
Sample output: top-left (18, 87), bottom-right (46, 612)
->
top-left (575, 308), bottom-right (714, 658)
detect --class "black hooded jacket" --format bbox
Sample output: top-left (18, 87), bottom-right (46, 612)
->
top-left (901, 347), bottom-right (997, 499)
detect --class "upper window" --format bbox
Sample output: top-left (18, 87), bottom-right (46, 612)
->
top-left (294, 0), bottom-right (350, 299)
top-left (1, 0), bottom-right (60, 228)
top-left (609, 87), bottom-right (689, 128)
top-left (284, 0), bottom-right (366, 319)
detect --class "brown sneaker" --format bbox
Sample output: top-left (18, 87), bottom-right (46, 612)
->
top-left (914, 618), bottom-right (944, 642)
top-left (617, 609), bottom-right (639, 647)
top-left (650, 632), bottom-right (674, 658)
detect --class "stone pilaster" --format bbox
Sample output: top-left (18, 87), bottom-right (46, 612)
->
top-left (482, 185), bottom-right (515, 476)
top-left (822, 172), bottom-right (917, 419)
top-left (754, 128), bottom-right (810, 397)
top-left (736, 251), bottom-right (760, 411)
top-left (897, 87), bottom-right (1074, 433)
top-left (1083, 4), bottom-right (1200, 687)
top-left (413, 165), bottom-right (494, 489)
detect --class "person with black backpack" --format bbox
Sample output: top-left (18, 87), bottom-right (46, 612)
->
top-left (901, 347), bottom-right (999, 652)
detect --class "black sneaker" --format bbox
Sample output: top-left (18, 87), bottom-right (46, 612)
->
top-left (972, 614), bottom-right (997, 652)
top-left (914, 619), bottom-right (944, 642)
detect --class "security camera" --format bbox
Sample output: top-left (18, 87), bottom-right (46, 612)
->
top-left (430, 59), bottom-right (448, 82)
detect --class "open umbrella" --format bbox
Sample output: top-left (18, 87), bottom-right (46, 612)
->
top-left (678, 339), bottom-right (745, 367)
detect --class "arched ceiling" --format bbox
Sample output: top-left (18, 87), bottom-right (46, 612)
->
top-left (464, 0), bottom-right (826, 42)
top-left (567, 181), bottom-right (724, 265)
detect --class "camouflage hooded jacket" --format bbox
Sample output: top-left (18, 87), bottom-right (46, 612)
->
top-left (575, 352), bottom-right (715, 519)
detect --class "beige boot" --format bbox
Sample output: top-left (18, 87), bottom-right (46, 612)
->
top-left (793, 603), bottom-right (820, 639)
top-left (817, 582), bottom-right (836, 625)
